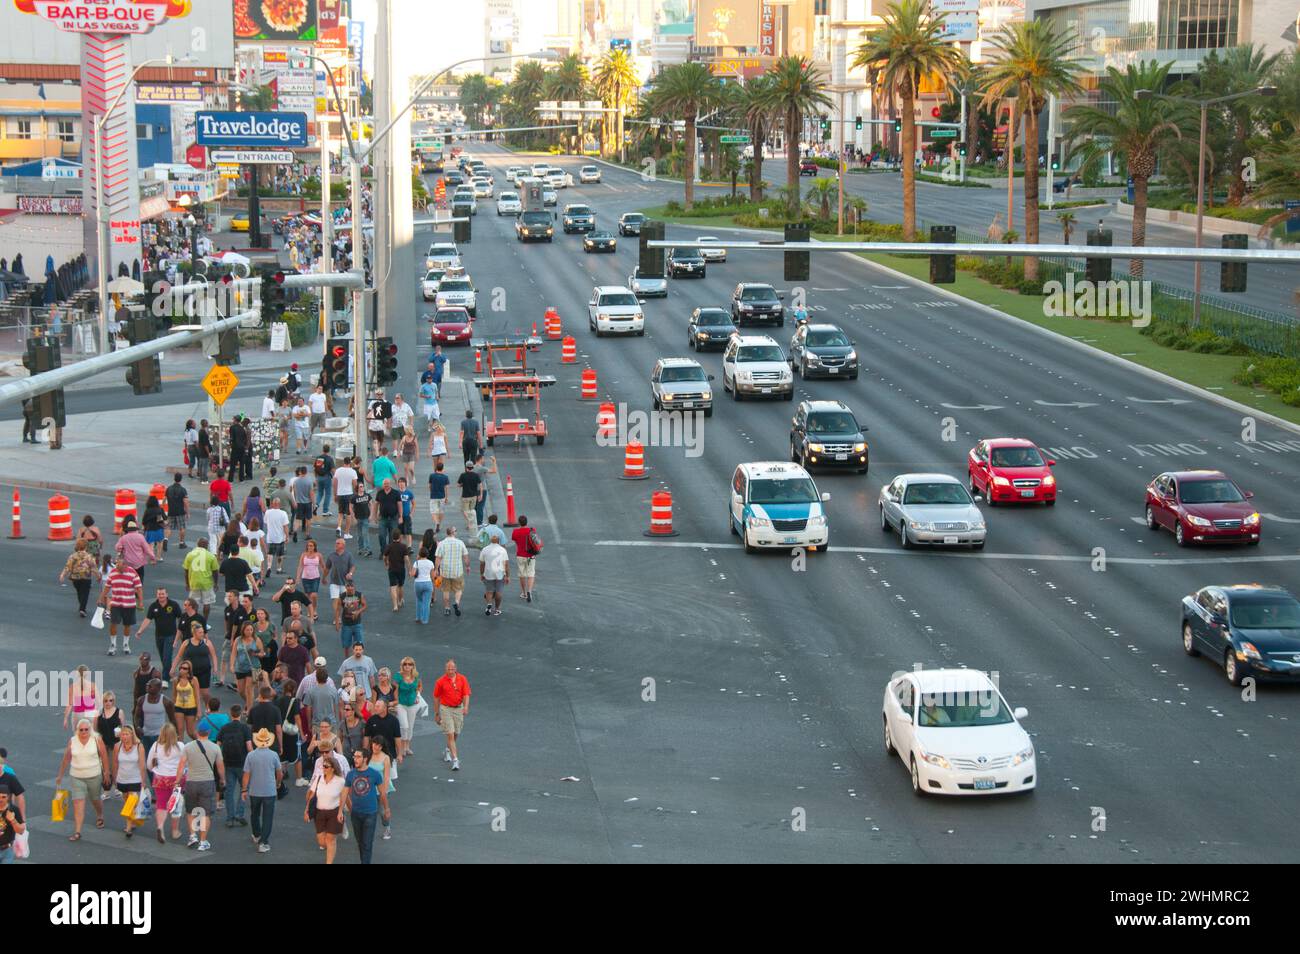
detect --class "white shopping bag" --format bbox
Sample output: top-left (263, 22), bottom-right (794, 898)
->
top-left (90, 607), bottom-right (105, 630)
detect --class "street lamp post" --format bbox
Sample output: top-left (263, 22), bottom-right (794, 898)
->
top-left (1135, 85), bottom-right (1276, 327)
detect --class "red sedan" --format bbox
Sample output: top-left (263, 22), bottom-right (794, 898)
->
top-left (429, 306), bottom-right (473, 347)
top-left (968, 438), bottom-right (1057, 506)
top-left (1145, 470), bottom-right (1261, 546)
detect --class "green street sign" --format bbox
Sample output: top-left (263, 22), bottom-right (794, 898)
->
top-left (930, 128), bottom-right (958, 138)
top-left (720, 135), bottom-right (750, 144)
top-left (414, 139), bottom-right (444, 149)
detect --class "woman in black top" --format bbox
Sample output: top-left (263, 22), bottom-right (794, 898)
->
top-left (142, 496), bottom-right (166, 562)
top-left (195, 421), bottom-right (211, 482)
top-left (176, 621), bottom-right (218, 711)
top-left (254, 607), bottom-right (279, 677)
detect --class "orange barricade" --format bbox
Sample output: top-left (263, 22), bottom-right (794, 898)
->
top-left (596, 402), bottom-right (617, 440)
top-left (47, 494), bottom-right (72, 541)
top-left (620, 441), bottom-right (648, 480)
top-left (580, 367), bottom-right (597, 399)
top-left (645, 491), bottom-right (678, 537)
top-left (114, 488), bottom-right (137, 534)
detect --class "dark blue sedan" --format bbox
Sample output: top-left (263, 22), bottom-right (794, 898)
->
top-left (1181, 585), bottom-right (1300, 685)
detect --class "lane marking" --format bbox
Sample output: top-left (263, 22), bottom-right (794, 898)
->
top-left (940, 403), bottom-right (1004, 411)
top-left (1126, 396), bottom-right (1193, 405)
top-left (589, 540), bottom-right (1300, 565)
top-left (1035, 400), bottom-right (1099, 409)
top-left (525, 442), bottom-right (576, 584)
top-left (1262, 513), bottom-right (1300, 524)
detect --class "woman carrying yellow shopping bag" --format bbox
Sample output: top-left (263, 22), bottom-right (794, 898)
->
top-left (54, 719), bottom-right (110, 841)
top-left (113, 727), bottom-right (147, 838)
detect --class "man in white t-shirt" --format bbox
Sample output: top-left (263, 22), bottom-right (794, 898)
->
top-left (479, 539), bottom-right (510, 617)
top-left (308, 385), bottom-right (330, 433)
top-left (332, 461), bottom-right (358, 539)
top-left (263, 498), bottom-right (291, 575)
top-left (390, 395), bottom-right (414, 443)
top-left (261, 390), bottom-right (278, 420)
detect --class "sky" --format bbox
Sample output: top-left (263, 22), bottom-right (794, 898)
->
top-left (351, 0), bottom-right (548, 79)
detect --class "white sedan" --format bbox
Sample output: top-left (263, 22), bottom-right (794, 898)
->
top-left (697, 236), bottom-right (727, 262)
top-left (882, 668), bottom-right (1036, 797)
top-left (496, 192), bottom-right (522, 215)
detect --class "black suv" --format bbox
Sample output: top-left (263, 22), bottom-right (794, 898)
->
top-left (732, 282), bottom-right (784, 326)
top-left (789, 323), bottom-right (858, 379)
top-left (790, 400), bottom-right (868, 473)
top-left (562, 204), bottom-right (595, 233)
top-left (687, 306), bottom-right (735, 351)
top-left (667, 246), bottom-right (707, 278)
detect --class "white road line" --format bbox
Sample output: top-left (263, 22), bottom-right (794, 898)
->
top-left (1263, 513), bottom-right (1300, 523)
top-left (589, 540), bottom-right (1300, 565)
top-left (525, 442), bottom-right (576, 583)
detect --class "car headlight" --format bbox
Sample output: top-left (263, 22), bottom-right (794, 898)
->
top-left (737, 371), bottom-right (752, 382)
top-left (808, 515), bottom-right (827, 529)
top-left (806, 353), bottom-right (822, 364)
top-left (545, 228), bottom-right (553, 234)
top-left (748, 516), bottom-right (771, 528)
top-left (808, 443), bottom-right (825, 453)
top-left (853, 442), bottom-right (867, 453)
top-left (846, 350), bottom-right (857, 361)
top-left (696, 331), bottom-right (709, 340)
top-left (1011, 745), bottom-right (1034, 766)
top-left (920, 750), bottom-right (950, 770)
top-left (1244, 512), bottom-right (1260, 526)
top-left (1186, 514), bottom-right (1212, 527)
top-left (598, 313), bottom-right (610, 322)
top-left (739, 303), bottom-right (752, 311)
top-left (1042, 474), bottom-right (1056, 486)
top-left (971, 519), bottom-right (986, 531)
top-left (908, 520), bottom-right (931, 531)
top-left (1239, 641), bottom-right (1263, 661)
top-left (993, 475), bottom-right (1011, 487)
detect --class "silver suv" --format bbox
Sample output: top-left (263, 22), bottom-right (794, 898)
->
top-left (722, 334), bottom-right (793, 401)
top-left (651, 357), bottom-right (713, 417)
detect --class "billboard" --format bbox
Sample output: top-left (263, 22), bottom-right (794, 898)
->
top-left (137, 83), bottom-right (206, 104)
top-left (0, 0), bottom-right (235, 67)
top-left (233, 0), bottom-right (318, 42)
top-left (936, 12), bottom-right (979, 41)
top-left (695, 0), bottom-right (760, 49)
top-left (195, 110), bottom-right (309, 147)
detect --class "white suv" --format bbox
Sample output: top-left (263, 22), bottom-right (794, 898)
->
top-left (722, 334), bottom-right (794, 401)
top-left (588, 285), bottom-right (645, 337)
top-left (425, 242), bottom-right (460, 271)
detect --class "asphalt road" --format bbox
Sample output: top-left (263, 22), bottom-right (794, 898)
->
top-left (4, 145), bottom-right (1298, 864)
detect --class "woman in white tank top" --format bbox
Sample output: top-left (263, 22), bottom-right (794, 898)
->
top-left (55, 719), bottom-right (109, 840)
top-left (113, 727), bottom-right (147, 837)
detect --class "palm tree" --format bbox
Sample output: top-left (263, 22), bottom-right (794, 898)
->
top-left (503, 60), bottom-right (547, 146)
top-left (542, 55), bottom-right (590, 153)
top-left (1187, 45), bottom-right (1282, 205)
top-left (458, 74), bottom-right (492, 128)
top-left (766, 56), bottom-right (833, 214)
top-left (808, 177), bottom-right (836, 219)
top-left (847, 195), bottom-right (869, 233)
top-left (650, 62), bottom-right (723, 210)
top-left (854, 0), bottom-right (968, 239)
top-left (1066, 60), bottom-right (1186, 278)
top-left (728, 75), bottom-right (778, 201)
top-left (1056, 209), bottom-right (1077, 244)
top-left (593, 48), bottom-right (638, 161)
top-left (979, 19), bottom-right (1084, 281)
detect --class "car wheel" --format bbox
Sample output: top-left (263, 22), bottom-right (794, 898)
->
top-left (850, 373), bottom-right (858, 380)
top-left (1225, 649), bottom-right (1243, 686)
top-left (636, 329), bottom-right (645, 337)
top-left (776, 318), bottom-right (784, 327)
top-left (783, 390), bottom-right (793, 401)
top-left (880, 506), bottom-right (889, 532)
top-left (743, 525), bottom-right (757, 554)
top-left (1175, 522), bottom-right (1186, 547)
top-left (899, 520), bottom-right (911, 549)
top-left (652, 397), bottom-right (661, 411)
top-left (689, 336), bottom-right (696, 351)
top-left (536, 435), bottom-right (545, 446)
top-left (1182, 623), bottom-right (1200, 657)
top-left (883, 716), bottom-right (895, 755)
top-left (968, 472), bottom-right (979, 497)
top-left (703, 407), bottom-right (713, 418)
top-left (1145, 505), bottom-right (1159, 531)
top-left (1045, 498), bottom-right (1056, 507)
top-left (910, 757), bottom-right (925, 797)
top-left (733, 386), bottom-right (743, 402)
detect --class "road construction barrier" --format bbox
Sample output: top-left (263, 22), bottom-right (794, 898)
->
top-left (505, 474), bottom-right (519, 526)
top-left (596, 402), bottom-right (617, 440)
top-left (545, 308), bottom-right (562, 340)
top-left (561, 336), bottom-right (577, 364)
top-left (620, 440), bottom-right (648, 480)
top-left (580, 367), bottom-right (597, 399)
top-left (150, 483), bottom-right (168, 516)
top-left (645, 490), bottom-right (678, 537)
top-left (475, 349), bottom-right (482, 373)
top-left (8, 488), bottom-right (23, 539)
top-left (114, 488), bottom-right (138, 533)
top-left (48, 494), bottom-right (72, 541)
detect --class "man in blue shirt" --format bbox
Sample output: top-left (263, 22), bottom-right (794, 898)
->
top-left (423, 347), bottom-right (448, 398)
top-left (398, 477), bottom-right (416, 544)
top-left (197, 698), bottom-right (230, 742)
top-left (372, 449), bottom-right (398, 488)
top-left (343, 748), bottom-right (388, 864)
top-left (428, 462), bottom-right (450, 535)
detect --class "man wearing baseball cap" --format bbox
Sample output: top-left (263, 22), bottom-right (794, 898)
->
top-left (243, 728), bottom-right (283, 854)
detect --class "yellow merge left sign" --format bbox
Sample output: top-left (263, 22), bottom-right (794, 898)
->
top-left (201, 365), bottom-right (239, 406)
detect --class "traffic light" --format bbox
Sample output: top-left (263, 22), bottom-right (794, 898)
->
top-left (324, 338), bottom-right (350, 390)
top-left (855, 115), bottom-right (863, 131)
top-left (261, 270), bottom-right (287, 323)
top-left (216, 328), bottom-right (241, 366)
top-left (819, 117), bottom-right (830, 133)
top-left (125, 316), bottom-right (162, 394)
top-left (375, 336), bottom-right (398, 387)
top-left (784, 222), bottom-right (810, 282)
top-left (22, 337), bottom-right (66, 427)
top-left (957, 141), bottom-right (968, 158)
top-left (639, 220), bottom-right (665, 278)
top-left (1220, 233), bottom-right (1248, 293)
top-left (929, 224), bottom-right (956, 284)
top-left (1050, 152), bottom-right (1061, 172)
top-left (142, 269), bottom-right (170, 336)
top-left (1086, 226), bottom-right (1113, 283)
top-left (893, 119), bottom-right (902, 133)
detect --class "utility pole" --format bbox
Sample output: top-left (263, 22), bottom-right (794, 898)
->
top-left (1006, 98), bottom-right (1016, 238)
top-left (1045, 93), bottom-right (1056, 211)
top-left (319, 114), bottom-right (333, 341)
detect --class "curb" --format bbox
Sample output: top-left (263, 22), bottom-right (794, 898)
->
top-left (838, 249), bottom-right (1300, 437)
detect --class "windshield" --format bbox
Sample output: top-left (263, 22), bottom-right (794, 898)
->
top-left (567, 207), bottom-right (592, 215)
top-left (902, 483), bottom-right (972, 506)
top-left (429, 246), bottom-right (456, 256)
top-left (424, 271), bottom-right (443, 282)
top-left (434, 310), bottom-right (468, 324)
top-left (521, 212), bottom-right (550, 224)
top-left (697, 310), bottom-right (732, 327)
top-left (741, 287), bottom-right (778, 302)
top-left (807, 413), bottom-right (858, 434)
top-left (1230, 597), bottom-right (1300, 629)
top-left (737, 345), bottom-right (784, 362)
top-left (660, 366), bottom-right (706, 383)
top-left (622, 214), bottom-right (644, 223)
top-left (589, 232), bottom-right (612, 239)
top-left (916, 692), bottom-right (1014, 727)
top-left (582, 167), bottom-right (597, 172)
top-left (991, 446), bottom-right (1045, 468)
top-left (749, 477), bottom-right (818, 505)
top-left (673, 248), bottom-right (702, 257)
top-left (806, 330), bottom-right (850, 347)
top-left (439, 280), bottom-right (472, 292)
top-left (1179, 479), bottom-right (1245, 504)
top-left (599, 293), bottom-right (639, 307)
top-left (499, 193), bottom-right (518, 201)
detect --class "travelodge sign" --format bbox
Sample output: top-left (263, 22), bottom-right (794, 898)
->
top-left (12, 0), bottom-right (192, 35)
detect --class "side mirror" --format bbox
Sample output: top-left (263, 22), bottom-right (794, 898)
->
top-left (777, 291), bottom-right (787, 301)
top-left (1013, 706), bottom-right (1029, 721)
top-left (820, 492), bottom-right (831, 503)
top-left (1245, 490), bottom-right (1254, 499)
top-left (1047, 459), bottom-right (1057, 467)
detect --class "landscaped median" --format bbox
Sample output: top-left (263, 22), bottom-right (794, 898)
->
top-left (640, 206), bottom-right (1300, 427)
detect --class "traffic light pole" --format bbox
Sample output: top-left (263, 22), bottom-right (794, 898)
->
top-left (350, 155), bottom-right (366, 458)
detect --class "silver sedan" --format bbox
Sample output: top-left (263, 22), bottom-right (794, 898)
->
top-left (878, 473), bottom-right (987, 549)
top-left (628, 268), bottom-right (668, 298)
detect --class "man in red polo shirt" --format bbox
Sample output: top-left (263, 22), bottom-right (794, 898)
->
top-left (209, 469), bottom-right (233, 517)
top-left (432, 659), bottom-right (470, 771)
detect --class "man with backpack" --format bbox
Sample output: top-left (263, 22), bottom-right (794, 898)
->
top-left (510, 515), bottom-right (542, 603)
top-left (313, 444), bottom-right (335, 518)
top-left (216, 704), bottom-right (253, 829)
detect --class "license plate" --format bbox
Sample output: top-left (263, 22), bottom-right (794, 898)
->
top-left (943, 535), bottom-right (959, 545)
top-left (447, 334), bottom-right (458, 340)
top-left (835, 453), bottom-right (848, 461)
top-left (782, 536), bottom-right (797, 545)
top-left (973, 778), bottom-right (997, 791)
top-left (680, 402), bottom-right (694, 409)
top-left (761, 388), bottom-right (772, 394)
top-left (828, 367), bottom-right (838, 374)
top-left (1020, 489), bottom-right (1035, 498)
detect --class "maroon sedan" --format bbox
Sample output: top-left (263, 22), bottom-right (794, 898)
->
top-left (429, 307), bottom-right (473, 347)
top-left (1144, 470), bottom-right (1261, 546)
